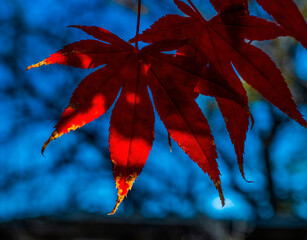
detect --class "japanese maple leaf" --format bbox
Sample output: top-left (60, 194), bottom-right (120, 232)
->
top-left (135, 0), bottom-right (307, 179)
top-left (27, 26), bottom-right (245, 214)
top-left (210, 0), bottom-right (307, 49)
top-left (255, 0), bottom-right (307, 49)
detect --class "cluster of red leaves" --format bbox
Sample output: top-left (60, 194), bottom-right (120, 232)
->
top-left (27, 0), bottom-right (307, 214)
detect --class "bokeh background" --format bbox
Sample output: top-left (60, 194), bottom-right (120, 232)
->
top-left (0, 0), bottom-right (307, 239)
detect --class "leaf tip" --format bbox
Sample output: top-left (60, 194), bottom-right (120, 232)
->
top-left (168, 132), bottom-right (172, 152)
top-left (41, 131), bottom-right (62, 156)
top-left (109, 173), bottom-right (138, 215)
top-left (26, 60), bottom-right (49, 71)
top-left (214, 180), bottom-right (225, 207)
top-left (246, 109), bottom-right (255, 130)
top-left (68, 25), bottom-right (80, 29)
top-left (108, 195), bottom-right (125, 215)
top-left (239, 165), bottom-right (253, 183)
top-left (298, 117), bottom-right (307, 129)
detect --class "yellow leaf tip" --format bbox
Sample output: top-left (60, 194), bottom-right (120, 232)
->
top-left (26, 60), bottom-right (49, 71)
top-left (108, 195), bottom-right (125, 215)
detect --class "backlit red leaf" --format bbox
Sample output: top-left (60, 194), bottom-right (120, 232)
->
top-left (41, 65), bottom-right (123, 154)
top-left (27, 0), bottom-right (307, 215)
top-left (27, 23), bottom-right (241, 213)
top-left (109, 57), bottom-right (155, 214)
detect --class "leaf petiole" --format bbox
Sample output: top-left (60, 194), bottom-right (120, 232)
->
top-left (187, 0), bottom-right (207, 24)
top-left (135, 0), bottom-right (142, 51)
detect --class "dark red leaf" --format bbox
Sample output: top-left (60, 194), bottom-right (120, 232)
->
top-left (148, 62), bottom-right (225, 204)
top-left (174, 0), bottom-right (197, 17)
top-left (205, 64), bottom-right (250, 180)
top-left (137, 0), bottom-right (306, 177)
top-left (209, 0), bottom-right (248, 13)
top-left (69, 25), bottom-right (131, 48)
top-left (210, 15), bottom-right (287, 41)
top-left (230, 43), bottom-right (307, 127)
top-left (256, 0), bottom-right (307, 49)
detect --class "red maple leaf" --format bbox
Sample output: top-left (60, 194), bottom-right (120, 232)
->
top-left (27, 0), bottom-right (307, 215)
top-left (255, 0), bottom-right (307, 49)
top-left (135, 0), bottom-right (307, 179)
top-left (210, 0), bottom-right (307, 49)
top-left (26, 25), bottom-right (245, 214)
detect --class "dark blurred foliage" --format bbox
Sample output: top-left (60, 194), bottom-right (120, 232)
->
top-left (0, 0), bottom-right (307, 239)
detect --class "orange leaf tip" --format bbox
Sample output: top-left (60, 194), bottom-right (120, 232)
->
top-left (108, 173), bottom-right (138, 215)
top-left (214, 180), bottom-right (225, 207)
top-left (108, 195), bottom-right (125, 215)
top-left (41, 130), bottom-right (63, 156)
top-left (26, 59), bottom-right (50, 71)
